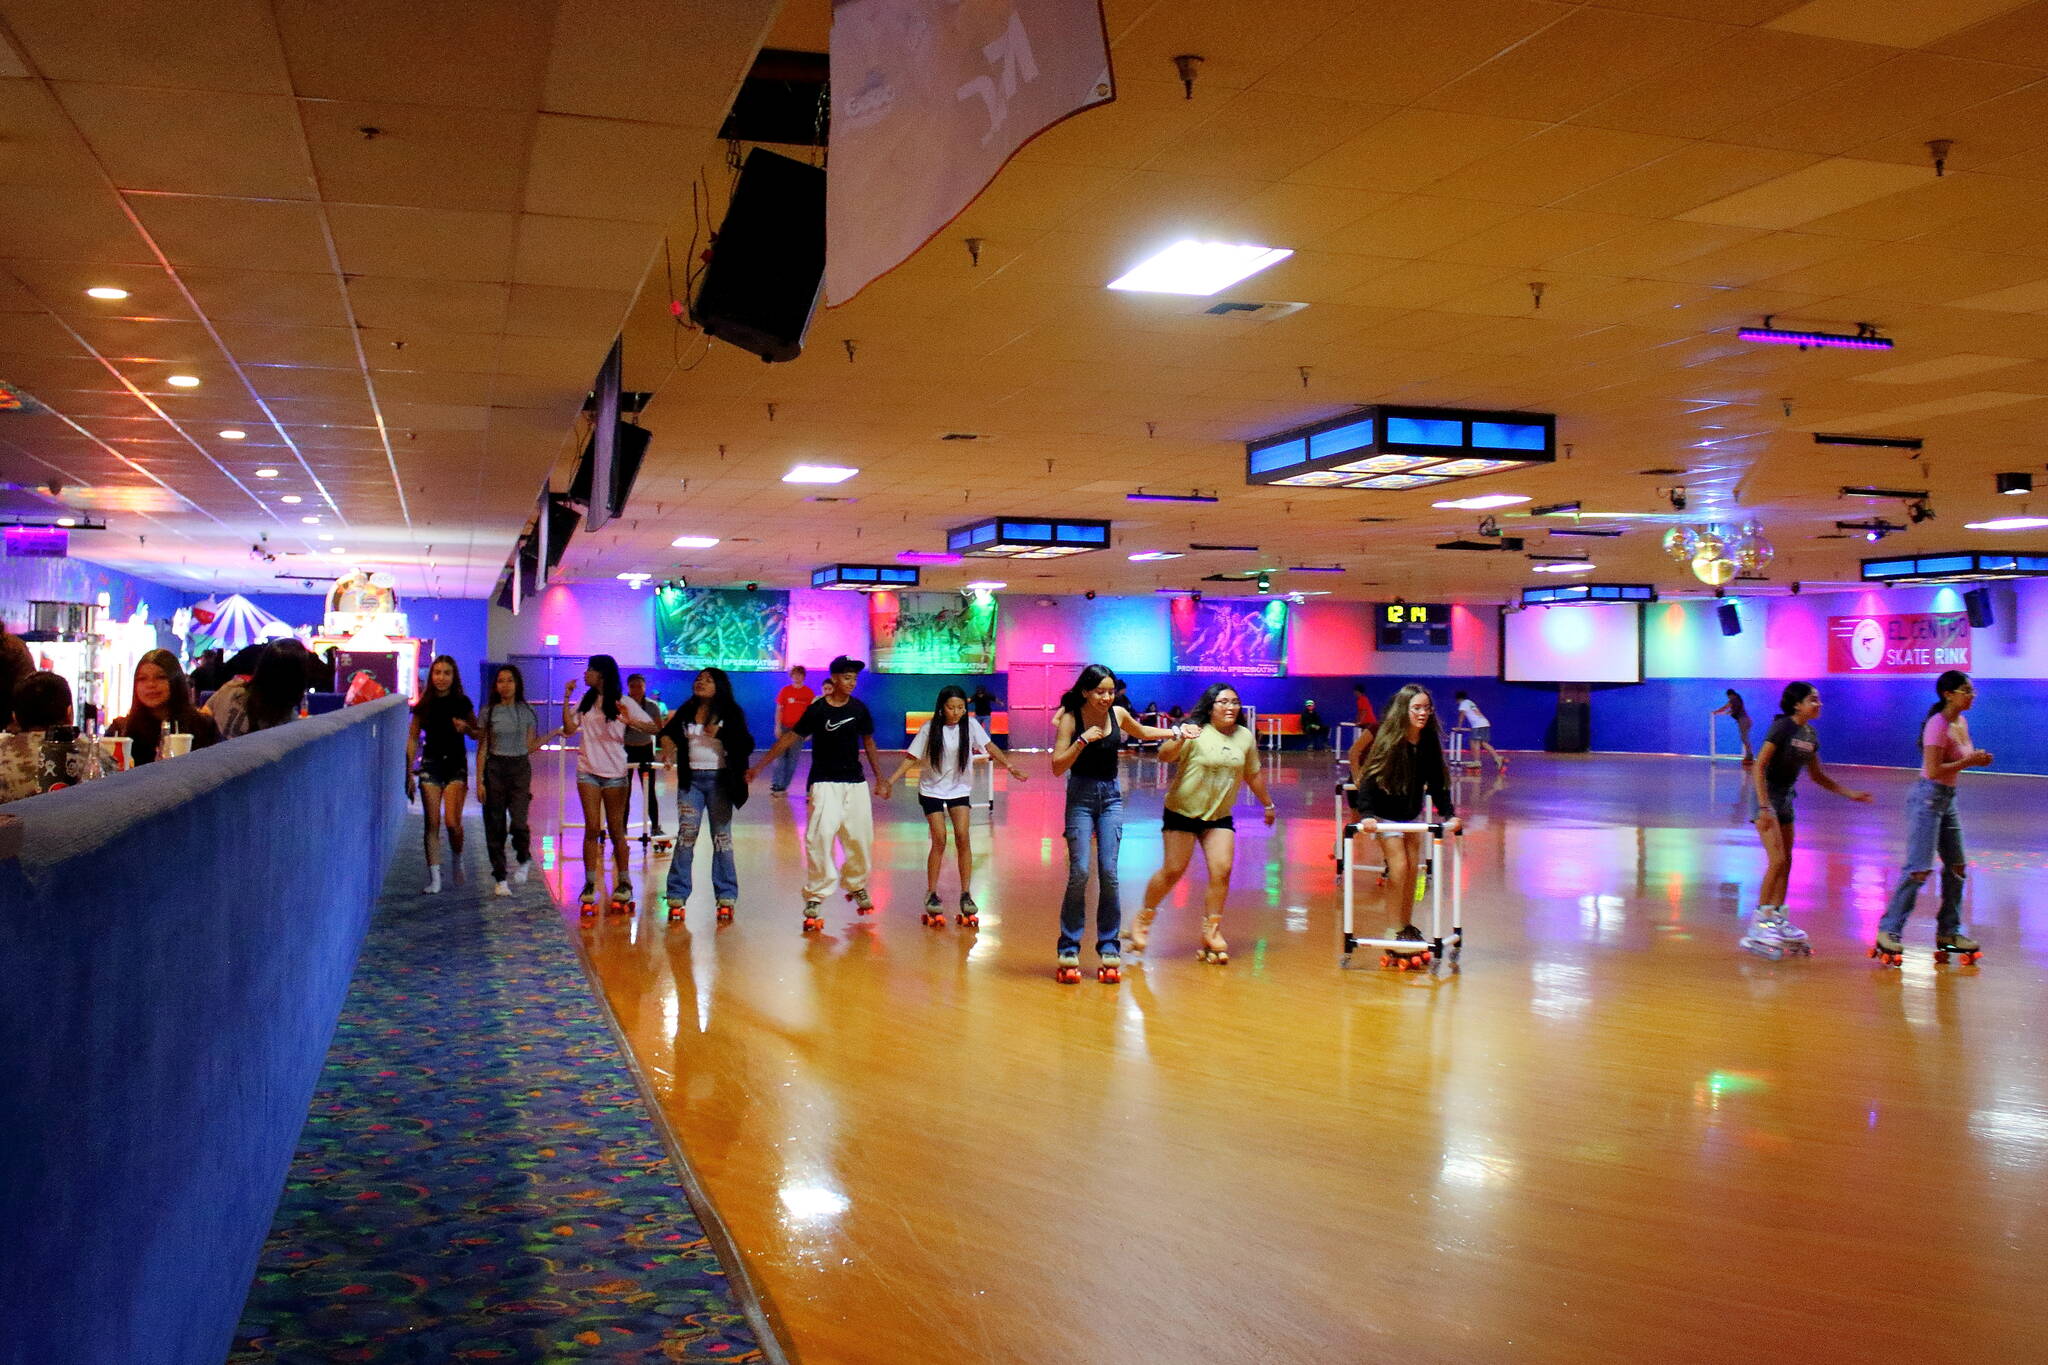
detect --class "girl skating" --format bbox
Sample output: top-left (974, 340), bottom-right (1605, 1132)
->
top-left (888, 685), bottom-right (1028, 927)
top-left (562, 654), bottom-right (661, 915)
top-left (658, 668), bottom-right (754, 925)
top-left (1712, 689), bottom-right (1754, 763)
top-left (1347, 685), bottom-right (1463, 967)
top-left (1743, 682), bottom-right (1869, 959)
top-left (1873, 670), bottom-right (1992, 966)
top-left (1127, 684), bottom-right (1275, 968)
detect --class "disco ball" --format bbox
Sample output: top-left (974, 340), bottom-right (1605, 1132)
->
top-left (1691, 530), bottom-right (1727, 562)
top-left (1662, 526), bottom-right (1698, 564)
top-left (1692, 552), bottom-right (1738, 586)
top-left (1736, 536), bottom-right (1774, 574)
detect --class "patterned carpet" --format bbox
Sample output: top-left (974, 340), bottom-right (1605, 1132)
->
top-left (230, 828), bottom-right (770, 1364)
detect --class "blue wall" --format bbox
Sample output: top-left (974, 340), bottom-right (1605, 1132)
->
top-left (241, 593), bottom-right (492, 690)
top-left (0, 696), bottom-right (409, 1365)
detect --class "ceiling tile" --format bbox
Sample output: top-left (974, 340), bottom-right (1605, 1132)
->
top-left (0, 78), bottom-right (111, 187)
top-left (1142, 91), bottom-right (1391, 182)
top-left (504, 285), bottom-right (633, 341)
top-left (1423, 124), bottom-right (1692, 206)
top-left (1678, 158), bottom-right (1930, 229)
top-left (272, 0), bottom-right (555, 111)
top-left (326, 203), bottom-right (516, 282)
top-left (1571, 29), bottom-right (1893, 140)
top-left (1712, 53), bottom-right (2042, 156)
top-left (361, 330), bottom-right (502, 375)
top-left (346, 277), bottom-right (509, 335)
top-left (511, 215), bottom-right (662, 290)
top-left (1766, 0), bottom-right (2034, 49)
top-left (214, 322), bottom-right (360, 369)
top-left (53, 84), bottom-right (314, 199)
top-left (177, 267), bottom-right (348, 327)
top-left (1253, 0), bottom-right (1572, 106)
top-left (1421, 8), bottom-right (1732, 123)
top-left (1285, 109), bottom-right (1545, 194)
top-left (128, 195), bottom-right (333, 272)
top-left (300, 99), bottom-right (534, 213)
top-left (0, 183), bottom-right (152, 263)
top-left (544, 0), bottom-right (781, 127)
top-left (522, 114), bottom-right (696, 223)
top-left (0, 0), bottom-right (291, 93)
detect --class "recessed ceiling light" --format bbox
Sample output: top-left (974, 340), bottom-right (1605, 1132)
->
top-left (1433, 493), bottom-right (1531, 510)
top-left (964, 580), bottom-right (1007, 590)
top-left (329, 546), bottom-right (348, 555)
top-left (56, 516), bottom-right (77, 527)
top-left (254, 468), bottom-right (279, 478)
top-left (1532, 562), bottom-right (1596, 574)
top-left (1128, 550), bottom-right (1184, 562)
top-left (1964, 515), bottom-right (2048, 531)
top-left (671, 535), bottom-right (719, 548)
top-left (85, 286), bottom-right (128, 300)
top-left (166, 374), bottom-right (201, 388)
top-left (280, 494), bottom-right (302, 504)
top-left (301, 515), bottom-right (320, 524)
top-left (783, 464), bottom-right (859, 484)
top-left (1107, 241), bottom-right (1293, 296)
top-left (317, 533), bottom-right (333, 541)
top-left (219, 429), bottom-right (246, 440)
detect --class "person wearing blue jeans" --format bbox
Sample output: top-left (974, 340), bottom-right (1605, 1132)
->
top-left (1875, 670), bottom-right (1991, 963)
top-left (658, 667), bottom-right (755, 924)
top-left (1048, 664), bottom-right (1180, 983)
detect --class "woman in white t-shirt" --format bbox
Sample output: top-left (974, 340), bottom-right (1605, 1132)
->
top-left (561, 653), bottom-right (659, 914)
top-left (888, 685), bottom-right (1028, 924)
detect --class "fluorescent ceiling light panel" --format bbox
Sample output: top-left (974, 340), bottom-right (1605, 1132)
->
top-left (671, 535), bottom-right (720, 548)
top-left (1532, 562), bottom-right (1596, 573)
top-left (1107, 241), bottom-right (1293, 296)
top-left (166, 374), bottom-right (201, 388)
top-left (784, 464), bottom-right (858, 484)
top-left (1965, 516), bottom-right (2048, 531)
top-left (1129, 551), bottom-right (1183, 561)
top-left (85, 286), bottom-right (128, 300)
top-left (1766, 0), bottom-right (2032, 50)
top-left (1433, 493), bottom-right (1530, 510)
top-left (964, 580), bottom-right (1007, 590)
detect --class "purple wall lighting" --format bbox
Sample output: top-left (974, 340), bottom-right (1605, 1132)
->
top-left (1737, 323), bottom-right (1892, 351)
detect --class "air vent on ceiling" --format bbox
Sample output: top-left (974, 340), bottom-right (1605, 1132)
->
top-left (1193, 299), bottom-right (1307, 321)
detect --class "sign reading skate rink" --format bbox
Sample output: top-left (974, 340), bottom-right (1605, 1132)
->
top-left (1827, 611), bottom-right (1970, 675)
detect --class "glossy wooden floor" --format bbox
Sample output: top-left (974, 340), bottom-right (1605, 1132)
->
top-left (533, 752), bottom-right (2048, 1364)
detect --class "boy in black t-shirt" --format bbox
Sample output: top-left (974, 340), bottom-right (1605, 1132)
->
top-left (749, 656), bottom-right (892, 930)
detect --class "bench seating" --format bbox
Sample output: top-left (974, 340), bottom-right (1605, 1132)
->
top-left (904, 711), bottom-right (1008, 738)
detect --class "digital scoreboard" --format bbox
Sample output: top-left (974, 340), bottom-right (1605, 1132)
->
top-left (1376, 602), bottom-right (1452, 652)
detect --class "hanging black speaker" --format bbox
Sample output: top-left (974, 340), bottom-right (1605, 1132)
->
top-left (1964, 587), bottom-right (1994, 629)
top-left (1718, 602), bottom-right (1742, 636)
top-left (691, 148), bottom-right (826, 363)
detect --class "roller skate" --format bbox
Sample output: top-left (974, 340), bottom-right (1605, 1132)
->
top-left (715, 899), bottom-right (735, 925)
top-left (1055, 949), bottom-right (1083, 984)
top-left (846, 887), bottom-right (875, 916)
top-left (1121, 906), bottom-right (1158, 956)
top-left (956, 893), bottom-right (979, 929)
top-left (1934, 931), bottom-right (1982, 966)
top-left (608, 880), bottom-right (634, 915)
top-left (921, 892), bottom-right (946, 928)
top-left (1097, 950), bottom-right (1122, 984)
top-left (801, 898), bottom-right (824, 934)
top-left (577, 882), bottom-right (599, 918)
top-left (651, 835), bottom-right (675, 856)
top-left (1380, 924), bottom-right (1431, 971)
top-left (1195, 915), bottom-right (1229, 965)
top-left (664, 895), bottom-right (685, 922)
top-left (1868, 929), bottom-right (1905, 967)
top-left (1741, 908), bottom-right (1809, 960)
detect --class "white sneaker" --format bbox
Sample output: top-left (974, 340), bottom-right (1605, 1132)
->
top-left (424, 866), bottom-right (442, 895)
top-left (493, 880), bottom-right (511, 898)
top-left (513, 860), bottom-right (531, 886)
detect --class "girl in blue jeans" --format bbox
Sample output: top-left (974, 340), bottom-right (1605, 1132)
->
top-left (1048, 665), bottom-right (1183, 984)
top-left (1875, 670), bottom-right (1993, 964)
top-left (658, 668), bottom-right (755, 925)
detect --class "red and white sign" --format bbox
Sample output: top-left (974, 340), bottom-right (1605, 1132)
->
top-left (1827, 612), bottom-right (1970, 674)
top-left (826, 0), bottom-right (1114, 305)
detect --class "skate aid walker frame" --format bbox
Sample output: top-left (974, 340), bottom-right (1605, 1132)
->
top-left (1331, 779), bottom-right (1389, 878)
top-left (1339, 795), bottom-right (1464, 970)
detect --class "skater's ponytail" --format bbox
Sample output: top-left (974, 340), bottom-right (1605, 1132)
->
top-left (1778, 681), bottom-right (1815, 716)
top-left (1928, 669), bottom-right (1972, 719)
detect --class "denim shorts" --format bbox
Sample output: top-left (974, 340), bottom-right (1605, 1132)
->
top-left (578, 773), bottom-right (631, 791)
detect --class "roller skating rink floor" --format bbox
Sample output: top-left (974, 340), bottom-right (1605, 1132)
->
top-left (529, 750), bottom-right (2047, 1364)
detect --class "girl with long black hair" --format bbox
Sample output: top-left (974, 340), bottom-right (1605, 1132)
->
top-left (658, 667), bottom-right (756, 924)
top-left (1128, 682), bottom-right (1274, 967)
top-left (477, 663), bottom-right (545, 896)
top-left (1874, 670), bottom-right (1992, 965)
top-left (562, 653), bottom-right (660, 914)
top-left (408, 654), bottom-right (475, 895)
top-left (1711, 688), bottom-right (1754, 763)
top-left (1049, 664), bottom-right (1178, 984)
top-left (209, 639), bottom-right (314, 738)
top-left (1346, 683), bottom-right (1464, 961)
top-left (1741, 681), bottom-right (1869, 960)
top-left (109, 649), bottom-right (219, 764)
top-left (888, 683), bottom-right (1029, 925)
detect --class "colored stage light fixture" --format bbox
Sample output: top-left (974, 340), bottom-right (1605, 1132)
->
top-left (1862, 550), bottom-right (2048, 582)
top-left (897, 551), bottom-right (963, 565)
top-left (1248, 405), bottom-right (1554, 494)
top-left (812, 563), bottom-right (920, 590)
top-left (1738, 322), bottom-right (1892, 351)
top-left (1997, 472), bottom-right (2033, 496)
top-left (948, 516), bottom-right (1110, 558)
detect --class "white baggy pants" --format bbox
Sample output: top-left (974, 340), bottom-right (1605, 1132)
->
top-left (803, 780), bottom-right (873, 902)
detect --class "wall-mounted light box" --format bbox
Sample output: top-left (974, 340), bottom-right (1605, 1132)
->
top-left (1521, 582), bottom-right (1656, 606)
top-left (1246, 405), bottom-right (1554, 492)
top-left (812, 563), bottom-right (921, 590)
top-left (946, 517), bottom-right (1112, 559)
top-left (1861, 551), bottom-right (2048, 584)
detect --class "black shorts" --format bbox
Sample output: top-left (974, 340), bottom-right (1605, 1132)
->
top-left (919, 794), bottom-right (971, 814)
top-left (624, 746), bottom-right (655, 770)
top-left (1163, 807), bottom-right (1234, 835)
top-left (1760, 786), bottom-right (1795, 825)
top-left (418, 754), bottom-right (467, 786)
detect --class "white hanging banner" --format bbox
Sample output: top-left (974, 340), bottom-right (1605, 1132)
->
top-left (826, 0), bottom-right (1114, 306)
